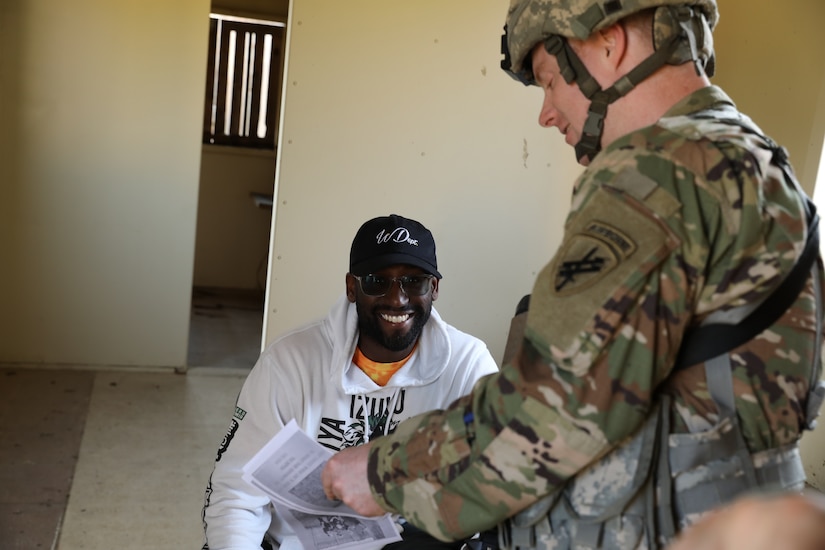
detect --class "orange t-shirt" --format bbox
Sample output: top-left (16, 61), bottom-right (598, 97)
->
top-left (353, 345), bottom-right (416, 386)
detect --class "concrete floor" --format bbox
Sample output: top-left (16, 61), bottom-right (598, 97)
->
top-left (0, 367), bottom-right (250, 550)
top-left (57, 369), bottom-right (245, 549)
top-left (0, 288), bottom-right (260, 550)
top-left (0, 368), bottom-right (95, 550)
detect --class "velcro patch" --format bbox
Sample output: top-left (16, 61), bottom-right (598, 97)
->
top-left (554, 222), bottom-right (637, 296)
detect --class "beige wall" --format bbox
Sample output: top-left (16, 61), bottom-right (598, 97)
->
top-left (0, 0), bottom-right (209, 367)
top-left (265, 0), bottom-right (583, 361)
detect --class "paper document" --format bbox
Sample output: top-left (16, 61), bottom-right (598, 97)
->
top-left (243, 419), bottom-right (402, 550)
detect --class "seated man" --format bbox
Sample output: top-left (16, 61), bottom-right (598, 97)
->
top-left (201, 214), bottom-right (499, 550)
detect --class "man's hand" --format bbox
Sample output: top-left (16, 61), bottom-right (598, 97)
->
top-left (321, 442), bottom-right (386, 517)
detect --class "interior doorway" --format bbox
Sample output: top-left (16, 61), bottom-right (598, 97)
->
top-left (187, 8), bottom-right (286, 370)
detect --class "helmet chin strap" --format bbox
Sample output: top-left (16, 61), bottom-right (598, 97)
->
top-left (544, 29), bottom-right (687, 164)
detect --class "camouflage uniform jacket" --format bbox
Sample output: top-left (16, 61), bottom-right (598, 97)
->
top-left (365, 86), bottom-right (824, 541)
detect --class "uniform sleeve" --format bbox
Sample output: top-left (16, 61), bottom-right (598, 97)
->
top-left (366, 175), bottom-right (691, 541)
top-left (202, 354), bottom-right (286, 550)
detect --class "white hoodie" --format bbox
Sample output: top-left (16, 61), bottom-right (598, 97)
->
top-left (202, 294), bottom-right (499, 550)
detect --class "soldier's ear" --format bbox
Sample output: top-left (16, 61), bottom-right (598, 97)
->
top-left (597, 22), bottom-right (627, 70)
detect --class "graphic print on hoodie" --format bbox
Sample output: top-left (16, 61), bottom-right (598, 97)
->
top-left (316, 390), bottom-right (406, 452)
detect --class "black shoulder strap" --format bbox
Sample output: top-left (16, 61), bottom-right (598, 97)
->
top-left (674, 201), bottom-right (819, 369)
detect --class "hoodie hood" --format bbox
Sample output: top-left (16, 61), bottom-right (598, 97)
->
top-left (324, 294), bottom-right (452, 396)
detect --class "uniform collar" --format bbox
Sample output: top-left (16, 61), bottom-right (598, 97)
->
top-left (663, 85), bottom-right (736, 118)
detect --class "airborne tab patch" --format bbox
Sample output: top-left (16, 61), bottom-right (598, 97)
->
top-left (554, 222), bottom-right (636, 296)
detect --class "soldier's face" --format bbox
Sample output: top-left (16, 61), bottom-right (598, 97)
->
top-left (346, 265), bottom-right (439, 363)
top-left (532, 43), bottom-right (590, 160)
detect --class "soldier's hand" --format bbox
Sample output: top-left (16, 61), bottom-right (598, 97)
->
top-left (322, 442), bottom-right (386, 517)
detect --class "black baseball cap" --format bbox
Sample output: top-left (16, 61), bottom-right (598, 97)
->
top-left (349, 214), bottom-right (441, 278)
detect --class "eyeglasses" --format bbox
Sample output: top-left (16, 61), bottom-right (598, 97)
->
top-left (353, 274), bottom-right (435, 297)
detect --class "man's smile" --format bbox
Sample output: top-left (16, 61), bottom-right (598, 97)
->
top-left (380, 312), bottom-right (412, 324)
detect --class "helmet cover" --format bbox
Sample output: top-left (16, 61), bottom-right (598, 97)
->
top-left (502, 0), bottom-right (718, 84)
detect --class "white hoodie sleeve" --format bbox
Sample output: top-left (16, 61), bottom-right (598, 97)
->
top-left (201, 355), bottom-right (287, 550)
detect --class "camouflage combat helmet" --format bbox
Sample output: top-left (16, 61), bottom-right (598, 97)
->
top-left (500, 0), bottom-right (718, 163)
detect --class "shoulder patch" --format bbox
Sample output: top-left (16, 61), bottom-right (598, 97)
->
top-left (554, 222), bottom-right (637, 296)
top-left (527, 184), bottom-right (678, 360)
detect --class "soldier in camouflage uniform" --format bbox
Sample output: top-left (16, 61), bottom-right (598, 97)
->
top-left (322, 0), bottom-right (825, 548)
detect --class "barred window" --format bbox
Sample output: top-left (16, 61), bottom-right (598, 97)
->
top-left (203, 14), bottom-right (285, 150)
